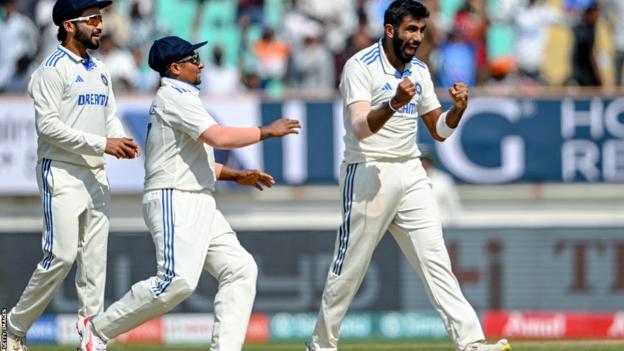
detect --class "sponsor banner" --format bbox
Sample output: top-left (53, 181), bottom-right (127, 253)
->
top-left (25, 314), bottom-right (57, 344)
top-left (378, 312), bottom-right (448, 339)
top-left (270, 313), bottom-right (316, 340)
top-left (246, 313), bottom-right (270, 343)
top-left (484, 311), bottom-right (624, 339)
top-left (115, 318), bottom-right (162, 344)
top-left (270, 313), bottom-right (374, 340)
top-left (161, 313), bottom-right (268, 344)
top-left (163, 313), bottom-right (213, 344)
top-left (2, 95), bottom-right (624, 194)
top-left (57, 314), bottom-right (80, 345)
top-left (2, 229), bottom-right (624, 314)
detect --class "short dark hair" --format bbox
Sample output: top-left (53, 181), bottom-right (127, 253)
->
top-left (57, 25), bottom-right (68, 43)
top-left (383, 0), bottom-right (430, 27)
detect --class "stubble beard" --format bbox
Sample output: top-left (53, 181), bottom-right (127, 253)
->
top-left (392, 35), bottom-right (415, 64)
top-left (75, 27), bottom-right (100, 50)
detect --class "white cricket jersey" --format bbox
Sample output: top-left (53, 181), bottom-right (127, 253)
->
top-left (28, 45), bottom-right (126, 168)
top-left (144, 77), bottom-right (217, 192)
top-left (340, 41), bottom-right (441, 163)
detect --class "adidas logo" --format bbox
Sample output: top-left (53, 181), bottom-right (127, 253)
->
top-left (75, 75), bottom-right (84, 83)
top-left (382, 82), bottom-right (392, 91)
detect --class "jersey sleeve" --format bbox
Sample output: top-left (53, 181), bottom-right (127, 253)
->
top-left (417, 67), bottom-right (442, 116)
top-left (339, 58), bottom-right (372, 106)
top-left (29, 67), bottom-right (107, 156)
top-left (164, 90), bottom-right (217, 140)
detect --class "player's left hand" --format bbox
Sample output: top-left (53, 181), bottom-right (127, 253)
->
top-left (449, 82), bottom-right (468, 110)
top-left (234, 170), bottom-right (275, 191)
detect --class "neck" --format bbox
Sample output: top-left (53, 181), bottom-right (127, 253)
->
top-left (382, 37), bottom-right (405, 73)
top-left (63, 39), bottom-right (89, 58)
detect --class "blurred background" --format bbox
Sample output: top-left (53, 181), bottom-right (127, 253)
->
top-left (0, 0), bottom-right (623, 347)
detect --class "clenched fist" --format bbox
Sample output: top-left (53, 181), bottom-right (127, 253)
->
top-left (391, 78), bottom-right (416, 108)
top-left (449, 82), bottom-right (469, 110)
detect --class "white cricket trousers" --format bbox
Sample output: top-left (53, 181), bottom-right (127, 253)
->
top-left (8, 159), bottom-right (110, 336)
top-left (311, 158), bottom-right (485, 351)
top-left (92, 189), bottom-right (257, 351)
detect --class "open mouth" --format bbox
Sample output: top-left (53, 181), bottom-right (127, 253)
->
top-left (404, 43), bottom-right (419, 55)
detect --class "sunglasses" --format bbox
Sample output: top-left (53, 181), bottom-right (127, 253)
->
top-left (67, 14), bottom-right (103, 26)
top-left (175, 53), bottom-right (201, 65)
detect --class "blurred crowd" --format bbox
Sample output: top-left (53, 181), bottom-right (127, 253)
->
top-left (0, 0), bottom-right (622, 95)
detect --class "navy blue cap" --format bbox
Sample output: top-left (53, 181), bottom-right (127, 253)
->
top-left (148, 36), bottom-right (207, 74)
top-left (52, 0), bottom-right (113, 26)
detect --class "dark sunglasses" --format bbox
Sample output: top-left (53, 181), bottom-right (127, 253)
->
top-left (67, 14), bottom-right (103, 26)
top-left (175, 52), bottom-right (201, 65)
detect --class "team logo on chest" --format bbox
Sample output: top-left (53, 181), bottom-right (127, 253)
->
top-left (101, 74), bottom-right (108, 86)
top-left (415, 82), bottom-right (422, 95)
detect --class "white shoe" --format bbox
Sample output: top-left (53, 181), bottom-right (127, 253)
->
top-left (78, 317), bottom-right (107, 351)
top-left (76, 316), bottom-right (86, 337)
top-left (466, 339), bottom-right (512, 351)
top-left (6, 330), bottom-right (27, 351)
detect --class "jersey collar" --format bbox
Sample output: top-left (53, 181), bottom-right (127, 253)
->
top-left (161, 77), bottom-right (200, 96)
top-left (378, 39), bottom-right (413, 79)
top-left (58, 45), bottom-right (97, 71)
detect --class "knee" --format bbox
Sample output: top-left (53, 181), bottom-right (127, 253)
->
top-left (171, 276), bottom-right (197, 300)
top-left (53, 250), bottom-right (77, 270)
top-left (224, 253), bottom-right (258, 287)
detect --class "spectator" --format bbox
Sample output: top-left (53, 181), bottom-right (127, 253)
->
top-left (511, 0), bottom-right (563, 84)
top-left (201, 46), bottom-right (242, 94)
top-left (437, 27), bottom-right (476, 87)
top-left (253, 27), bottom-right (288, 92)
top-left (296, 0), bottom-right (357, 54)
top-left (3, 54), bottom-right (36, 93)
top-left (292, 24), bottom-right (335, 91)
top-left (34, 0), bottom-right (57, 62)
top-left (0, 0), bottom-right (38, 91)
top-left (569, 2), bottom-right (601, 86)
top-left (453, 0), bottom-right (489, 83)
top-left (101, 2), bottom-right (130, 48)
top-left (94, 34), bottom-right (139, 93)
top-left (238, 0), bottom-right (264, 25)
top-left (603, 0), bottom-right (624, 86)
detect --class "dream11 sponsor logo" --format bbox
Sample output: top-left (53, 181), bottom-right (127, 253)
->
top-left (501, 312), bottom-right (566, 338)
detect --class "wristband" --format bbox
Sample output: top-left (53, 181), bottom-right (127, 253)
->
top-left (387, 98), bottom-right (399, 112)
top-left (435, 110), bottom-right (456, 138)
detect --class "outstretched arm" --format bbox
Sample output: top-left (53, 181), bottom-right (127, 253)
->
top-left (215, 163), bottom-right (275, 191)
top-left (421, 82), bottom-right (468, 141)
top-left (199, 118), bottom-right (301, 149)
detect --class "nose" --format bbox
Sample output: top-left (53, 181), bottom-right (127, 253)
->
top-left (413, 31), bottom-right (424, 42)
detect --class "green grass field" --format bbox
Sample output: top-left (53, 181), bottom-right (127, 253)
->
top-left (27, 340), bottom-right (624, 351)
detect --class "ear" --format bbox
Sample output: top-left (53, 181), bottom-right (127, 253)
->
top-left (63, 21), bottom-right (75, 34)
top-left (168, 63), bottom-right (182, 76)
top-left (384, 23), bottom-right (395, 39)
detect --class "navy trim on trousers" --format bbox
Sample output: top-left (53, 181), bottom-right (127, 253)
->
top-left (332, 163), bottom-right (358, 275)
top-left (41, 159), bottom-right (54, 269)
top-left (153, 189), bottom-right (175, 296)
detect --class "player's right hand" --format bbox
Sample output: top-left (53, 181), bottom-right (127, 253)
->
top-left (260, 118), bottom-right (301, 139)
top-left (105, 137), bottom-right (140, 159)
top-left (392, 78), bottom-right (416, 107)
